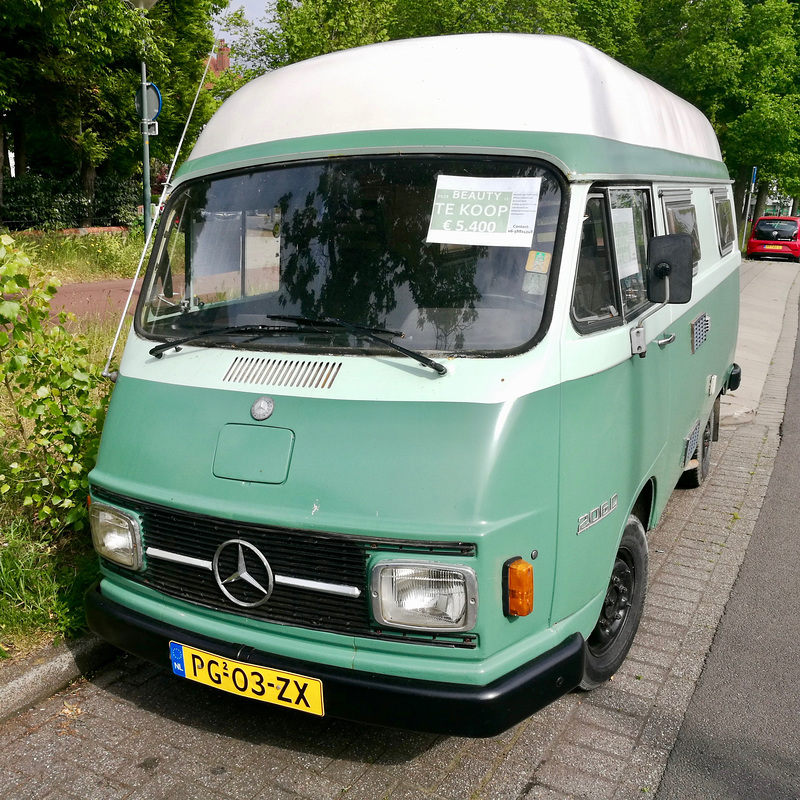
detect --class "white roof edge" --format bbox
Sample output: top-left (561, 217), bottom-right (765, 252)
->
top-left (191, 34), bottom-right (722, 164)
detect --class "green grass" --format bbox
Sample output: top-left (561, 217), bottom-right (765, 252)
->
top-left (0, 515), bottom-right (100, 660)
top-left (17, 228), bottom-right (148, 283)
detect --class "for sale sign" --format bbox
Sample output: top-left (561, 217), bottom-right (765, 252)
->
top-left (426, 175), bottom-right (542, 248)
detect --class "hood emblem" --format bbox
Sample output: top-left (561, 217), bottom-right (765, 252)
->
top-left (251, 395), bottom-right (275, 421)
top-left (213, 539), bottom-right (275, 608)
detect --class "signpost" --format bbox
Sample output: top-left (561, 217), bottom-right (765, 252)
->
top-left (128, 0), bottom-right (161, 236)
top-left (741, 165), bottom-right (758, 251)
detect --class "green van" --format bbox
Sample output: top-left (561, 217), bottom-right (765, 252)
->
top-left (86, 34), bottom-right (741, 736)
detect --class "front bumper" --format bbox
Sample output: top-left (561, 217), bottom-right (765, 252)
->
top-left (85, 582), bottom-right (585, 737)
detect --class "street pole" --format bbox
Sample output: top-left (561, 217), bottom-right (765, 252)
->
top-left (128, 0), bottom-right (160, 235)
top-left (141, 59), bottom-right (151, 236)
top-left (741, 165), bottom-right (757, 251)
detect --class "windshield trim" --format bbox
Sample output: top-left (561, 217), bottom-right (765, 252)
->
top-left (136, 154), bottom-right (568, 360)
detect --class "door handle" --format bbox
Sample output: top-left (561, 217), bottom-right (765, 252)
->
top-left (657, 333), bottom-right (676, 346)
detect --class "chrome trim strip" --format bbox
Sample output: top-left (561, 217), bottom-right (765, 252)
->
top-left (275, 574), bottom-right (361, 598)
top-left (146, 547), bottom-right (361, 598)
top-left (146, 547), bottom-right (212, 571)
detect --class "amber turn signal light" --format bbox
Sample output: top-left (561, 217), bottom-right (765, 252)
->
top-left (503, 557), bottom-right (533, 617)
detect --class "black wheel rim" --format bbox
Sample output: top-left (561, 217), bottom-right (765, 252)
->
top-left (587, 553), bottom-right (635, 655)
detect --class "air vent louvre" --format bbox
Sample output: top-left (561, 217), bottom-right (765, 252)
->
top-left (691, 314), bottom-right (711, 354)
top-left (223, 357), bottom-right (342, 389)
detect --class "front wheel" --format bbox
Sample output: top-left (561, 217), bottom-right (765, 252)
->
top-left (580, 515), bottom-right (648, 690)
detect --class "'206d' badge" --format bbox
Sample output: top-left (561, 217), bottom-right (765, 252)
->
top-left (251, 396), bottom-right (275, 421)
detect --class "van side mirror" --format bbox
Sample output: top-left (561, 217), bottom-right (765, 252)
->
top-left (646, 234), bottom-right (693, 304)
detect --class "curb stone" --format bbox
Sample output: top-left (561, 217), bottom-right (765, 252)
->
top-left (0, 635), bottom-right (117, 724)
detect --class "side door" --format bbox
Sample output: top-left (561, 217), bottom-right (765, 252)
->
top-left (553, 187), bottom-right (675, 625)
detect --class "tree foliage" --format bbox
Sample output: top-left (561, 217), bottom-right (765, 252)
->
top-left (0, 0), bottom-right (226, 224)
top-left (222, 0), bottom-right (800, 216)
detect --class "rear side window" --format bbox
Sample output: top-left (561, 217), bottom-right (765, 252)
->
top-left (713, 193), bottom-right (735, 255)
top-left (664, 198), bottom-right (701, 269)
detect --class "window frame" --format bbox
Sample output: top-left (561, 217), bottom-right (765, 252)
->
top-left (570, 184), bottom-right (656, 335)
top-left (711, 188), bottom-right (736, 256)
top-left (661, 189), bottom-right (702, 273)
top-left (570, 192), bottom-right (624, 334)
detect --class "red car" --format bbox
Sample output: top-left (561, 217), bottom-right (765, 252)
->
top-left (746, 216), bottom-right (800, 262)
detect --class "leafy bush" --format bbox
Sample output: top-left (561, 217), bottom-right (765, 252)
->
top-left (1, 173), bottom-right (140, 230)
top-left (0, 234), bottom-right (110, 533)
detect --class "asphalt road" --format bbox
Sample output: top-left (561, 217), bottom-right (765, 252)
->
top-left (656, 307), bottom-right (800, 800)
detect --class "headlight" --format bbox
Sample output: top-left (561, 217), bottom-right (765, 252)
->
top-left (370, 561), bottom-right (478, 631)
top-left (89, 502), bottom-right (143, 570)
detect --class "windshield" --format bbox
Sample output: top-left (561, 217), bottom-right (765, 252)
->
top-left (138, 156), bottom-right (563, 355)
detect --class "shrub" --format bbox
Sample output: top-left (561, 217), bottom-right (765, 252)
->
top-left (1, 173), bottom-right (140, 230)
top-left (0, 234), bottom-right (110, 533)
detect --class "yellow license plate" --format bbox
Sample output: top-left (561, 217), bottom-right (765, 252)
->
top-left (765, 245), bottom-right (784, 250)
top-left (169, 642), bottom-right (324, 716)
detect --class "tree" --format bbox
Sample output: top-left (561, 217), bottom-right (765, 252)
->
top-left (636, 0), bottom-right (800, 226)
top-left (0, 0), bottom-right (226, 226)
top-left (223, 0), bottom-right (800, 232)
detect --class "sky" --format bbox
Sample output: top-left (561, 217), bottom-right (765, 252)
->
top-left (228, 1), bottom-right (268, 22)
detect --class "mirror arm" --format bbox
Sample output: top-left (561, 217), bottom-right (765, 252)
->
top-left (630, 276), bottom-right (670, 358)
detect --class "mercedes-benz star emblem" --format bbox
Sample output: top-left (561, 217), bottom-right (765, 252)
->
top-left (251, 396), bottom-right (275, 421)
top-left (213, 539), bottom-right (275, 608)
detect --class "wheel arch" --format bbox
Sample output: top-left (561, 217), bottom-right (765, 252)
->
top-left (630, 478), bottom-right (655, 532)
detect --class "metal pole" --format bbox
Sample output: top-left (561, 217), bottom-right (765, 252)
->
top-left (740, 187), bottom-right (751, 251)
top-left (141, 59), bottom-right (151, 236)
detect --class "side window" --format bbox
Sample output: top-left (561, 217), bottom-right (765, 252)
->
top-left (664, 196), bottom-right (701, 269)
top-left (572, 196), bottom-right (621, 329)
top-left (608, 189), bottom-right (652, 318)
top-left (713, 191), bottom-right (735, 255)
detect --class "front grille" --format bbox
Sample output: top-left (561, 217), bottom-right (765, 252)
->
top-left (94, 488), bottom-right (477, 648)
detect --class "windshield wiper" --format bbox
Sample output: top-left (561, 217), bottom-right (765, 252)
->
top-left (148, 324), bottom-right (305, 358)
top-left (269, 315), bottom-right (448, 376)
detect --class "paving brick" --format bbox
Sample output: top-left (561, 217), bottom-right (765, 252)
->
top-left (332, 767), bottom-right (398, 800)
top-left (564, 724), bottom-right (636, 760)
top-left (572, 703), bottom-right (642, 740)
top-left (273, 763), bottom-right (348, 800)
top-left (435, 754), bottom-right (495, 799)
top-left (534, 760), bottom-right (617, 800)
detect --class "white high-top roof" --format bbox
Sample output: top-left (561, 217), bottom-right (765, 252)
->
top-left (191, 34), bottom-right (722, 164)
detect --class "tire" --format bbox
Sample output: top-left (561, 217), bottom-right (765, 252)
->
top-left (580, 515), bottom-right (648, 690)
top-left (680, 403), bottom-right (715, 489)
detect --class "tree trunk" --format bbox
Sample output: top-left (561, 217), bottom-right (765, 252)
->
top-left (80, 160), bottom-right (96, 227)
top-left (733, 164), bottom-right (750, 232)
top-left (753, 182), bottom-right (769, 223)
top-left (791, 197), bottom-right (799, 216)
top-left (0, 121), bottom-right (4, 210)
top-left (12, 115), bottom-right (26, 175)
